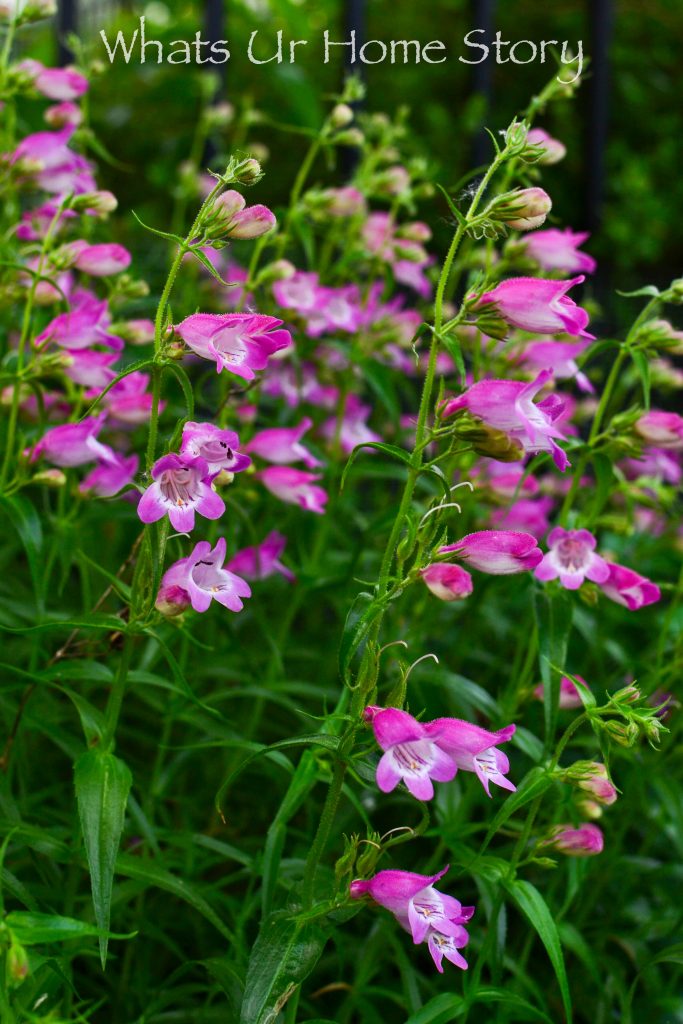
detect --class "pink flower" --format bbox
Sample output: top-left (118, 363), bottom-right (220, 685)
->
top-left (526, 128), bottom-right (566, 165)
top-left (318, 186), bottom-right (366, 216)
top-left (320, 396), bottom-right (381, 455)
top-left (69, 241), bottom-right (131, 277)
top-left (159, 537), bottom-right (251, 613)
top-left (137, 453), bottom-right (225, 532)
top-left (30, 413), bottom-right (114, 467)
top-left (635, 411), bottom-right (683, 450)
top-left (502, 187), bottom-right (553, 231)
top-left (365, 707), bottom-right (457, 800)
top-left (473, 276), bottom-right (593, 339)
top-left (102, 372), bottom-right (158, 426)
top-left (350, 866), bottom-right (473, 972)
top-left (227, 531), bottom-right (295, 582)
top-left (599, 562), bottom-right (661, 611)
top-left (79, 452), bottom-right (138, 497)
top-left (440, 530), bottom-right (542, 574)
top-left (174, 313), bottom-right (291, 379)
top-left (246, 417), bottom-right (321, 468)
top-left (623, 447), bottom-right (681, 486)
top-left (442, 370), bottom-right (571, 471)
top-left (60, 348), bottom-right (118, 389)
top-left (517, 339), bottom-right (594, 394)
top-left (534, 675), bottom-right (590, 709)
top-left (524, 229), bottom-right (596, 274)
top-left (574, 763), bottom-right (617, 806)
top-left (272, 271), bottom-right (321, 314)
top-left (535, 527), bottom-right (610, 590)
top-left (420, 563), bottom-right (473, 601)
top-left (542, 823), bottom-right (604, 856)
top-left (44, 101), bottom-right (83, 128)
top-left (180, 421), bottom-right (250, 475)
top-left (259, 467), bottom-right (327, 514)
top-left (36, 293), bottom-right (122, 351)
top-left (424, 717), bottom-right (516, 797)
top-left (20, 60), bottom-right (88, 101)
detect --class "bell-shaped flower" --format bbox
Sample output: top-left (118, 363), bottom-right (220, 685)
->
top-left (137, 453), bottom-right (225, 532)
top-left (440, 530), bottom-right (542, 575)
top-left (102, 372), bottom-right (159, 426)
top-left (245, 417), bottom-right (321, 468)
top-left (524, 229), bottom-right (596, 274)
top-left (442, 370), bottom-right (571, 471)
top-left (420, 563), bottom-right (473, 601)
top-left (635, 410), bottom-right (683, 450)
top-left (350, 865), bottom-right (473, 972)
top-left (424, 717), bottom-right (517, 797)
top-left (535, 527), bottom-right (610, 591)
top-left (320, 396), bottom-right (381, 455)
top-left (525, 128), bottom-right (566, 165)
top-left (272, 271), bottom-right (321, 314)
top-left (180, 421), bottom-right (251, 476)
top-left (60, 347), bottom-right (118, 389)
top-left (534, 674), bottom-right (590, 709)
top-left (68, 240), bottom-right (132, 277)
top-left (227, 531), bottom-right (295, 582)
top-left (364, 707), bottom-right (457, 801)
top-left (158, 537), bottom-right (251, 613)
top-left (490, 497), bottom-right (554, 540)
top-left (30, 413), bottom-right (115, 467)
top-left (20, 59), bottom-right (88, 101)
top-left (259, 467), bottom-right (328, 514)
top-left (174, 312), bottom-right (291, 379)
top-left (36, 293), bottom-right (122, 351)
top-left (79, 452), bottom-right (138, 497)
top-left (472, 276), bottom-right (593, 338)
top-left (599, 562), bottom-right (661, 611)
top-left (541, 823), bottom-right (604, 856)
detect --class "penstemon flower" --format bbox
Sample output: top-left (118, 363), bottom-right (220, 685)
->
top-left (350, 866), bottom-right (473, 971)
top-left (245, 417), bottom-right (321, 468)
top-left (364, 707), bottom-right (457, 801)
top-left (542, 823), bottom-right (604, 856)
top-left (424, 718), bottom-right (517, 797)
top-left (472, 276), bottom-right (594, 339)
top-left (420, 563), bottom-right (473, 601)
top-left (259, 466), bottom-right (328, 514)
top-left (439, 530), bottom-right (543, 574)
top-left (523, 228), bottom-right (596, 274)
top-left (30, 413), bottom-right (115, 467)
top-left (180, 421), bottom-right (251, 475)
top-left (137, 453), bottom-right (225, 532)
top-left (517, 339), bottom-right (594, 393)
top-left (599, 562), bottom-right (661, 610)
top-left (535, 527), bottom-right (610, 590)
top-left (227, 531), bottom-right (295, 582)
top-left (157, 538), bottom-right (251, 613)
top-left (174, 313), bottom-right (292, 379)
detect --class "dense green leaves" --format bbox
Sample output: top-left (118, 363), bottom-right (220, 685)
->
top-left (506, 879), bottom-right (572, 1024)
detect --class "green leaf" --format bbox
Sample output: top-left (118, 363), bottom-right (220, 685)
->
top-left (403, 993), bottom-right (465, 1024)
top-left (588, 452), bottom-right (615, 526)
top-left (131, 210), bottom-right (185, 244)
top-left (470, 987), bottom-right (552, 1023)
top-left (630, 349), bottom-right (651, 409)
top-left (0, 494), bottom-right (45, 612)
top-left (435, 184), bottom-right (467, 227)
top-left (5, 911), bottom-right (133, 945)
top-left (79, 358), bottom-right (155, 419)
top-left (74, 750), bottom-right (132, 969)
top-left (615, 285), bottom-right (660, 298)
top-left (340, 441), bottom-right (411, 491)
top-left (163, 360), bottom-right (195, 419)
top-left (506, 879), bottom-right (572, 1023)
top-left (533, 587), bottom-right (574, 751)
top-left (239, 914), bottom-right (329, 1024)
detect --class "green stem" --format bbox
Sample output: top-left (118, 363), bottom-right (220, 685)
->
top-left (102, 636), bottom-right (134, 751)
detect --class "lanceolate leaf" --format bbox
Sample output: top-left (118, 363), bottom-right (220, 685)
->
top-left (239, 914), bottom-right (329, 1024)
top-left (74, 750), bottom-right (132, 969)
top-left (506, 879), bottom-right (573, 1023)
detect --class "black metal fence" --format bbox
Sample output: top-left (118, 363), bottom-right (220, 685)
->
top-left (54, 0), bottom-right (614, 231)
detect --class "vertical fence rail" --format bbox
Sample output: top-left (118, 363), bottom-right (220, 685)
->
top-left (341, 0), bottom-right (366, 175)
top-left (204, 0), bottom-right (227, 94)
top-left (585, 0), bottom-right (613, 235)
top-left (471, 0), bottom-right (496, 166)
top-left (56, 0), bottom-right (77, 65)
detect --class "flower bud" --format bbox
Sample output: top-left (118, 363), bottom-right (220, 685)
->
top-left (562, 761), bottom-right (617, 806)
top-left (489, 188), bottom-right (552, 231)
top-left (575, 796), bottom-right (603, 820)
top-left (205, 101), bottom-right (235, 129)
top-left (31, 468), bottom-right (67, 487)
top-left (603, 719), bottom-right (639, 747)
top-left (355, 838), bottom-right (382, 877)
top-left (335, 833), bottom-right (359, 884)
top-left (155, 584), bottom-right (190, 617)
top-left (233, 157), bottom-right (262, 185)
top-left (452, 415), bottom-right (526, 462)
top-left (542, 823), bottom-right (604, 857)
top-left (330, 103), bottom-right (354, 129)
top-left (335, 128), bottom-right (364, 147)
top-left (44, 100), bottom-right (83, 128)
top-left (504, 121), bottom-right (529, 152)
top-left (7, 941), bottom-right (29, 986)
top-left (612, 684), bottom-right (642, 705)
top-left (523, 128), bottom-right (567, 165)
top-left (71, 189), bottom-right (118, 214)
top-left (420, 563), bottom-right (473, 602)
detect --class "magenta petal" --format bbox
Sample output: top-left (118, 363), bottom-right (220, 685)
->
top-left (372, 708), bottom-right (425, 750)
top-left (429, 746), bottom-right (458, 783)
top-left (403, 773), bottom-right (434, 801)
top-left (376, 751), bottom-right (401, 793)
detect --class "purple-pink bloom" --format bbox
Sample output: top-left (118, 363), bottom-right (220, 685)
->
top-left (442, 370), bottom-right (571, 471)
top-left (102, 372), bottom-right (159, 426)
top-left (20, 60), bottom-right (89, 101)
top-left (259, 467), bottom-right (328, 514)
top-left (524, 229), bottom-right (596, 274)
top-left (209, 190), bottom-right (276, 239)
top-left (599, 562), bottom-right (661, 611)
top-left (79, 452), bottom-right (138, 497)
top-left (534, 675), bottom-right (590, 709)
top-left (525, 128), bottom-right (566, 165)
top-left (60, 348), bottom-right (118, 389)
top-left (180, 421), bottom-right (251, 475)
top-left (227, 531), bottom-right (295, 582)
top-left (245, 417), bottom-right (321, 468)
top-left (420, 563), bottom-right (473, 602)
top-left (349, 865), bottom-right (473, 972)
top-left (440, 530), bottom-right (542, 574)
top-left (366, 707), bottom-right (457, 801)
top-left (635, 410), bottom-right (683, 450)
top-left (272, 271), bottom-right (321, 315)
top-left (30, 413), bottom-right (114, 467)
top-left (535, 527), bottom-right (610, 590)
top-left (320, 396), bottom-right (381, 455)
top-left (36, 293), bottom-right (122, 351)
top-left (542, 823), bottom-right (604, 856)
top-left (424, 718), bottom-right (517, 797)
top-left (174, 313), bottom-right (291, 379)
top-left (473, 276), bottom-right (593, 339)
top-left (159, 537), bottom-right (251, 613)
top-left (490, 497), bottom-right (554, 540)
top-left (69, 241), bottom-right (131, 277)
top-left (137, 453), bottom-right (225, 532)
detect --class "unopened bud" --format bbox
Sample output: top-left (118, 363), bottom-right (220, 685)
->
top-left (234, 158), bottom-right (262, 185)
top-left (330, 103), bottom-right (354, 129)
top-left (7, 942), bottom-right (29, 986)
top-left (452, 415), bottom-right (525, 462)
top-left (523, 128), bottom-right (567, 166)
top-left (335, 128), bottom-right (364, 147)
top-left (612, 684), bottom-right (642, 704)
top-left (31, 468), bottom-right (66, 487)
top-left (155, 584), bottom-right (190, 617)
top-left (603, 719), bottom-right (639, 747)
top-left (489, 187), bottom-right (552, 231)
top-left (71, 190), bottom-right (118, 214)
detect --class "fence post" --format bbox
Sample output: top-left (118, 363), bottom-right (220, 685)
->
top-left (56, 0), bottom-right (77, 65)
top-left (341, 0), bottom-right (366, 175)
top-left (471, 0), bottom-right (496, 165)
top-left (204, 0), bottom-right (227, 94)
top-left (584, 0), bottom-right (613, 234)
